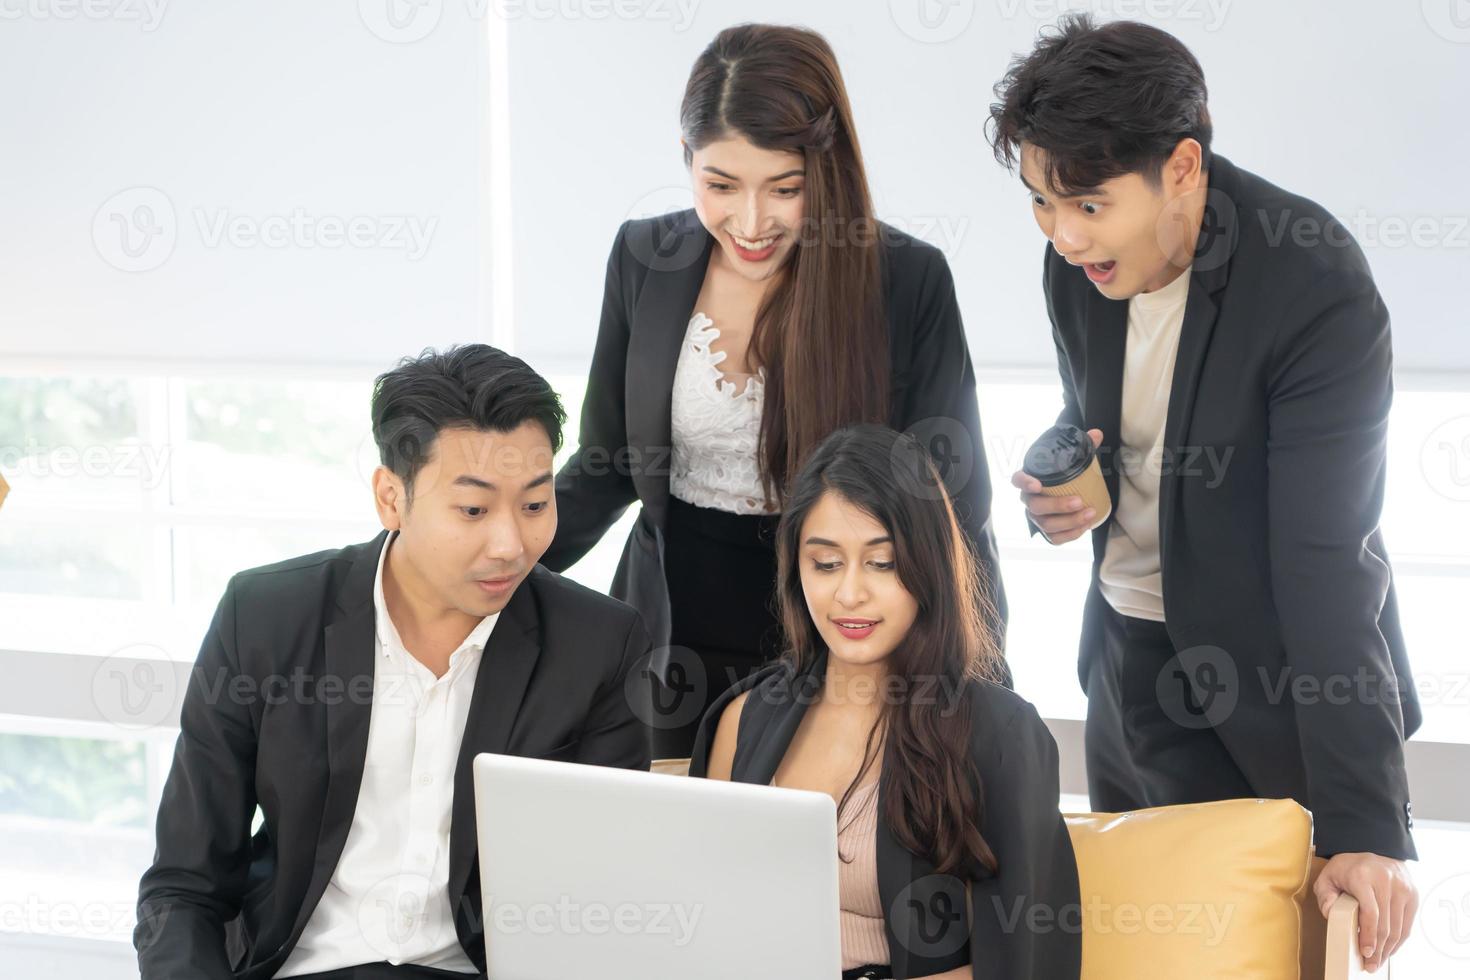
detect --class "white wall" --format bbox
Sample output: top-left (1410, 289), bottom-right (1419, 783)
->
top-left (503, 0), bottom-right (1470, 377)
top-left (5, 2), bottom-right (1465, 374)
top-left (0, 1), bottom-right (489, 369)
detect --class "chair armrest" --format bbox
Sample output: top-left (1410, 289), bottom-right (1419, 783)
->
top-left (1324, 893), bottom-right (1381, 980)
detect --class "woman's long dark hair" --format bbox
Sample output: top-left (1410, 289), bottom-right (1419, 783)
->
top-left (680, 24), bottom-right (890, 510)
top-left (775, 424), bottom-right (1005, 877)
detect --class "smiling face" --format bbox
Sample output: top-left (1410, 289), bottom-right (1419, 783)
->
top-left (687, 135), bottom-right (806, 283)
top-left (797, 491), bottom-right (919, 670)
top-left (1020, 139), bottom-right (1206, 300)
top-left (371, 420), bottom-right (557, 621)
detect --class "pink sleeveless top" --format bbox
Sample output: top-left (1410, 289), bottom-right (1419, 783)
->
top-left (837, 779), bottom-right (890, 969)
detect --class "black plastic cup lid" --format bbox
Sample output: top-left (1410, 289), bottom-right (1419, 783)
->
top-left (1022, 423), bottom-right (1096, 486)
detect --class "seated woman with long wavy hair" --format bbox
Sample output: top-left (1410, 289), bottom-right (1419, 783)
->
top-left (691, 424), bottom-right (1081, 979)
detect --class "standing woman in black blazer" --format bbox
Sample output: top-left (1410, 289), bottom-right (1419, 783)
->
top-left (692, 425), bottom-right (1079, 980)
top-left (540, 23), bottom-right (1006, 758)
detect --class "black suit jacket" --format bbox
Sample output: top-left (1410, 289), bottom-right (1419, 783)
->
top-left (1040, 154), bottom-right (1419, 859)
top-left (540, 208), bottom-right (1007, 657)
top-left (688, 652), bottom-right (1082, 980)
top-left (135, 532), bottom-right (651, 979)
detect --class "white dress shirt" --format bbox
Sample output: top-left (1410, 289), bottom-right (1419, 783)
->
top-left (1098, 266), bottom-right (1192, 622)
top-left (276, 531), bottom-right (497, 976)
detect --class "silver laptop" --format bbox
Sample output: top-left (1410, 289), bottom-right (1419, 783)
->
top-left (473, 752), bottom-right (841, 979)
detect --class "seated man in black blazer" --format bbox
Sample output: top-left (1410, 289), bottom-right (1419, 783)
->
top-left (989, 13), bottom-right (1418, 974)
top-left (135, 345), bottom-right (652, 980)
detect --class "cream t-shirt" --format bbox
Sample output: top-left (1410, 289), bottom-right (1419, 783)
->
top-left (1098, 266), bottom-right (1193, 622)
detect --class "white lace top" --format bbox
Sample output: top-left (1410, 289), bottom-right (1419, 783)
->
top-left (669, 312), bottom-right (780, 515)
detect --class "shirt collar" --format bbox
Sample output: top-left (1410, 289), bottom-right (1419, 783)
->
top-left (373, 530), bottom-right (500, 661)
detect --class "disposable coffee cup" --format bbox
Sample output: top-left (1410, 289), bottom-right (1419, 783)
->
top-left (1022, 424), bottom-right (1112, 532)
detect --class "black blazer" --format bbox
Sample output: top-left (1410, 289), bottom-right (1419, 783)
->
top-left (1040, 154), bottom-right (1419, 860)
top-left (540, 208), bottom-right (1007, 656)
top-left (135, 532), bottom-right (651, 979)
top-left (688, 651), bottom-right (1082, 980)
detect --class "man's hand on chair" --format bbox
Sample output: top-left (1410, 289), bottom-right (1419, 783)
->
top-left (1314, 851), bottom-right (1417, 973)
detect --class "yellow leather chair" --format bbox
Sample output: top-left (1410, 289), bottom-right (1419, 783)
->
top-left (1065, 798), bottom-right (1376, 979)
top-left (650, 759), bottom-right (1376, 979)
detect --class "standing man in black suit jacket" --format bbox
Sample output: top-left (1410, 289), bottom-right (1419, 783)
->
top-left (135, 346), bottom-right (651, 980)
top-left (988, 15), bottom-right (1418, 972)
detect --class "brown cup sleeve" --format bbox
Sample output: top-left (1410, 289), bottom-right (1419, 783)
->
top-left (1034, 455), bottom-right (1112, 529)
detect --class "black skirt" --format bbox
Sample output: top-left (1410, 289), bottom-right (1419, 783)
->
top-left (648, 493), bottom-right (784, 759)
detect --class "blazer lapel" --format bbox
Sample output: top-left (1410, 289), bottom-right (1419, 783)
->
top-left (732, 663), bottom-right (823, 785)
top-left (1160, 159), bottom-right (1239, 546)
top-left (624, 208), bottom-right (714, 529)
top-left (446, 570), bottom-right (543, 906)
top-left (287, 532), bottom-right (385, 945)
top-left (876, 759), bottom-right (919, 978)
top-left (1082, 289), bottom-right (1128, 563)
top-left (875, 750), bottom-right (972, 979)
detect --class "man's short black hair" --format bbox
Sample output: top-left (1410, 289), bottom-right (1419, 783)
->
top-left (371, 344), bottom-right (566, 499)
top-left (987, 13), bottom-right (1212, 194)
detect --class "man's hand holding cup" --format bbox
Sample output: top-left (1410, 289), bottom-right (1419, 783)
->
top-left (1013, 425), bottom-right (1110, 545)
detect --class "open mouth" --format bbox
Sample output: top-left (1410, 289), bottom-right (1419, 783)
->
top-left (728, 230), bottom-right (780, 263)
top-left (831, 617), bottom-right (880, 640)
top-left (1083, 259), bottom-right (1117, 285)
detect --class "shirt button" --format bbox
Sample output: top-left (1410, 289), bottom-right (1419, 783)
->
top-left (419, 773), bottom-right (433, 786)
